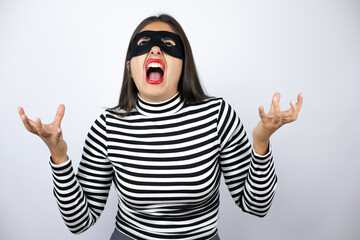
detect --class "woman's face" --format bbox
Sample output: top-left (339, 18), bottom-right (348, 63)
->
top-left (127, 22), bottom-right (183, 102)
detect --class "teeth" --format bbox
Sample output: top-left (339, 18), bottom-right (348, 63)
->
top-left (147, 62), bottom-right (163, 70)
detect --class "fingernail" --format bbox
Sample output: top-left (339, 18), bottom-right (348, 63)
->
top-left (273, 96), bottom-right (277, 101)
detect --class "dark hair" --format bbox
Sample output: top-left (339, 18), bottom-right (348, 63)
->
top-left (110, 14), bottom-right (208, 116)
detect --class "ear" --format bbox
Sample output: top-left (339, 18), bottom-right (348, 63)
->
top-left (126, 60), bottom-right (131, 76)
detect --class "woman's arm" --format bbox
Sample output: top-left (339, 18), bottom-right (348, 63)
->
top-left (50, 113), bottom-right (113, 234)
top-left (217, 93), bottom-right (302, 217)
top-left (217, 100), bottom-right (275, 217)
top-left (19, 106), bottom-right (113, 234)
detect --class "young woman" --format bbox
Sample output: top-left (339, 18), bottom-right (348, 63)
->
top-left (18, 14), bottom-right (303, 240)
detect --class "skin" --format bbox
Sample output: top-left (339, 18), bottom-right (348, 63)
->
top-left (127, 21), bottom-right (183, 103)
top-left (18, 104), bottom-right (68, 164)
top-left (252, 92), bottom-right (303, 154)
top-left (18, 22), bottom-right (303, 163)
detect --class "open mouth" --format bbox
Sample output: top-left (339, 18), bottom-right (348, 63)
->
top-left (145, 59), bottom-right (165, 84)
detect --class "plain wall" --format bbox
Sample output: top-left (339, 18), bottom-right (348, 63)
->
top-left (1, 0), bottom-right (359, 239)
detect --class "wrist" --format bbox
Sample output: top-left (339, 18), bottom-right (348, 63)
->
top-left (252, 138), bottom-right (269, 155)
top-left (252, 122), bottom-right (271, 142)
top-left (252, 122), bottom-right (271, 155)
top-left (51, 154), bottom-right (68, 165)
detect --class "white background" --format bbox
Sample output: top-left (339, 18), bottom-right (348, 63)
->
top-left (1, 0), bottom-right (359, 239)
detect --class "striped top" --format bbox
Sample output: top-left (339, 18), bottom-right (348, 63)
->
top-left (50, 93), bottom-right (277, 240)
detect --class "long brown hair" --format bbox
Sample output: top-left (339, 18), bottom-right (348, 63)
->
top-left (111, 14), bottom-right (208, 116)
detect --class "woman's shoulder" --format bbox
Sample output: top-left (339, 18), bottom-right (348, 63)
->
top-left (198, 96), bottom-right (230, 108)
top-left (199, 96), bottom-right (239, 116)
top-left (186, 95), bottom-right (225, 106)
top-left (86, 108), bottom-right (125, 125)
top-left (102, 107), bottom-right (137, 118)
top-left (181, 96), bottom-right (232, 118)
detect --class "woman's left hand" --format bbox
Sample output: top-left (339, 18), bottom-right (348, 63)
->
top-left (252, 92), bottom-right (303, 154)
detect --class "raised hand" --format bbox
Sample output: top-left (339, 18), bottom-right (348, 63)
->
top-left (18, 104), bottom-right (68, 164)
top-left (252, 92), bottom-right (303, 154)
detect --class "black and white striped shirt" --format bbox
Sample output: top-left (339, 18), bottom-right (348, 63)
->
top-left (50, 93), bottom-right (277, 240)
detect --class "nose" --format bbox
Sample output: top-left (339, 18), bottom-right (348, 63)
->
top-left (149, 46), bottom-right (162, 56)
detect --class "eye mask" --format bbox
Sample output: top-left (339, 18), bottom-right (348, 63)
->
top-left (128, 31), bottom-right (184, 60)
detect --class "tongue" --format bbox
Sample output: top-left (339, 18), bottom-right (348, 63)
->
top-left (148, 72), bottom-right (162, 81)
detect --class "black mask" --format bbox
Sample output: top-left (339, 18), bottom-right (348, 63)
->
top-left (128, 31), bottom-right (184, 60)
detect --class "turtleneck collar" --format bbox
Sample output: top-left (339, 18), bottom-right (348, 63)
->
top-left (136, 92), bottom-right (185, 117)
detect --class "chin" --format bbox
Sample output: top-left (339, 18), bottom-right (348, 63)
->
top-left (140, 84), bottom-right (176, 102)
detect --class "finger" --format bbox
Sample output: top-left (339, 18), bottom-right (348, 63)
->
top-left (36, 118), bottom-right (50, 138)
top-left (34, 118), bottom-right (43, 134)
top-left (296, 93), bottom-right (303, 112)
top-left (269, 92), bottom-right (281, 113)
top-left (258, 105), bottom-right (268, 124)
top-left (18, 106), bottom-right (28, 122)
top-left (280, 99), bottom-right (299, 123)
top-left (290, 99), bottom-right (298, 120)
top-left (281, 108), bottom-right (292, 120)
top-left (18, 106), bottom-right (24, 117)
top-left (275, 92), bottom-right (281, 102)
top-left (55, 127), bottom-right (63, 141)
top-left (53, 104), bottom-right (65, 126)
top-left (18, 107), bottom-right (36, 133)
top-left (273, 95), bottom-right (281, 118)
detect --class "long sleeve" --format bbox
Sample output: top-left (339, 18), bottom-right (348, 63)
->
top-left (217, 99), bottom-right (277, 217)
top-left (50, 113), bottom-right (114, 234)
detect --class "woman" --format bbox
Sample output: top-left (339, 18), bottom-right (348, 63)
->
top-left (18, 14), bottom-right (303, 240)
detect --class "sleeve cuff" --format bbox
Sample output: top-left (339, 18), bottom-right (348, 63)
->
top-left (251, 143), bottom-right (272, 161)
top-left (49, 156), bottom-right (71, 169)
top-left (49, 156), bottom-right (75, 182)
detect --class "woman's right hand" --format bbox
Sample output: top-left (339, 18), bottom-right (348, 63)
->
top-left (18, 104), bottom-right (68, 164)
